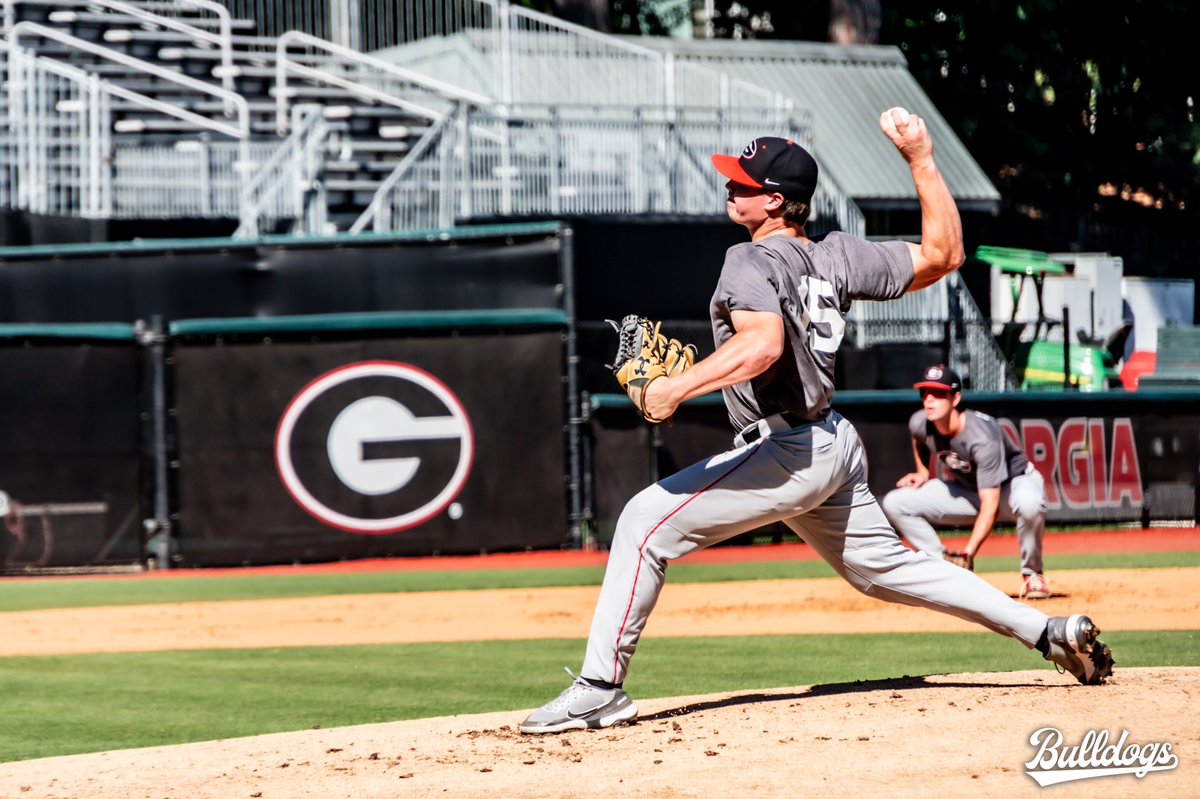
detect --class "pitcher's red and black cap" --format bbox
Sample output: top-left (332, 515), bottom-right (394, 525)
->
top-left (711, 137), bottom-right (818, 203)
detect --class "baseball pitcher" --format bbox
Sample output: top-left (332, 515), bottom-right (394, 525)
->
top-left (520, 108), bottom-right (1113, 735)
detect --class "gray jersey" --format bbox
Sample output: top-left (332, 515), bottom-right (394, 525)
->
top-left (711, 233), bottom-right (913, 429)
top-left (909, 408), bottom-right (1032, 491)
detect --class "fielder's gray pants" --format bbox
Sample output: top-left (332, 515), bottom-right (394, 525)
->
top-left (581, 411), bottom-right (1051, 686)
top-left (880, 471), bottom-right (1046, 576)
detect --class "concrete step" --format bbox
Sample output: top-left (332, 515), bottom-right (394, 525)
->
top-left (46, 9), bottom-right (258, 32)
top-left (324, 160), bottom-right (407, 173)
top-left (102, 28), bottom-right (276, 49)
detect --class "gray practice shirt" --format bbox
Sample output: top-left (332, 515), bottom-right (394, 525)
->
top-left (711, 233), bottom-right (914, 430)
top-left (908, 408), bottom-right (1032, 492)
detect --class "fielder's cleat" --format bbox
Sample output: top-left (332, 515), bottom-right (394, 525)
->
top-left (519, 670), bottom-right (638, 734)
top-left (1021, 573), bottom-right (1051, 600)
top-left (1044, 615), bottom-right (1114, 685)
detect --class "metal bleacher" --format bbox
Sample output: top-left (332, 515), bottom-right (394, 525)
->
top-left (1, 0), bottom-right (496, 234)
top-left (0, 0), bottom-right (866, 239)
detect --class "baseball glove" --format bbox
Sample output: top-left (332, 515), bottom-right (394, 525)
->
top-left (606, 314), bottom-right (696, 423)
top-left (943, 550), bottom-right (974, 571)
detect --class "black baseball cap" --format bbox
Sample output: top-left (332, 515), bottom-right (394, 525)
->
top-left (914, 364), bottom-right (962, 393)
top-left (711, 137), bottom-right (819, 203)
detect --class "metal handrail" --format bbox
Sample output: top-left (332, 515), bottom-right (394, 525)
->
top-left (4, 0), bottom-right (235, 99)
top-left (352, 103), bottom-right (859, 233)
top-left (503, 2), bottom-right (667, 107)
top-left (349, 108), bottom-right (459, 234)
top-left (274, 30), bottom-right (491, 133)
top-left (7, 21), bottom-right (249, 142)
top-left (5, 45), bottom-right (253, 217)
top-left (234, 104), bottom-right (326, 238)
top-left (949, 271), bottom-right (1019, 390)
top-left (499, 0), bottom-right (787, 112)
top-left (5, 22), bottom-right (251, 219)
top-left (9, 45), bottom-right (244, 139)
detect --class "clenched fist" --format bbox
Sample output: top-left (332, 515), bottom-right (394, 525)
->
top-left (879, 106), bottom-right (933, 167)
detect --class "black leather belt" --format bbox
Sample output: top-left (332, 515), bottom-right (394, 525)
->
top-left (737, 411), bottom-right (807, 445)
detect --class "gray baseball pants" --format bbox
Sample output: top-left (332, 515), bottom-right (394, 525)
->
top-left (880, 470), bottom-right (1046, 576)
top-left (581, 411), bottom-right (1051, 686)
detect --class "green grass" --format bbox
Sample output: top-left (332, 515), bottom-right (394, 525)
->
top-left (2, 551), bottom-right (1199, 612)
top-left (0, 630), bottom-right (1194, 763)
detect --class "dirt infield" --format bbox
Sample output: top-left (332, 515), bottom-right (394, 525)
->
top-left (2, 567), bottom-right (1199, 656)
top-left (1, 531), bottom-right (1198, 797)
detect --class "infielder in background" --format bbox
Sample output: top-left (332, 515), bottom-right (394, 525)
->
top-left (882, 364), bottom-right (1050, 599)
top-left (519, 108), bottom-right (1113, 735)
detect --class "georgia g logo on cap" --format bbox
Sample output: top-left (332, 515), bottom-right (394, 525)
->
top-left (741, 140), bottom-right (758, 159)
top-left (926, 365), bottom-right (944, 380)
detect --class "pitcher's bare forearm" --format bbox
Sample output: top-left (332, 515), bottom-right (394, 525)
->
top-left (643, 311), bottom-right (783, 421)
top-left (914, 157), bottom-right (963, 259)
top-left (907, 157), bottom-right (964, 292)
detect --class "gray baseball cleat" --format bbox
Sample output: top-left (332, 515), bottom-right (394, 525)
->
top-left (1044, 614), bottom-right (1114, 685)
top-left (519, 670), bottom-right (638, 734)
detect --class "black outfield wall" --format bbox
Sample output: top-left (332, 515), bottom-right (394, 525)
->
top-left (0, 325), bottom-right (144, 569)
top-left (0, 222), bottom-right (1193, 568)
top-left (170, 312), bottom-right (570, 566)
top-left (0, 224), bottom-right (564, 323)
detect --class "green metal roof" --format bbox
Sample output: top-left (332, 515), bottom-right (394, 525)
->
top-left (631, 38), bottom-right (1001, 211)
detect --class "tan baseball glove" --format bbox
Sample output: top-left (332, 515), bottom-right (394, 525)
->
top-left (606, 314), bottom-right (696, 423)
top-left (943, 550), bottom-right (974, 571)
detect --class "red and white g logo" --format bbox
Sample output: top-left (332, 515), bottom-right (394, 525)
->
top-left (275, 361), bottom-right (474, 535)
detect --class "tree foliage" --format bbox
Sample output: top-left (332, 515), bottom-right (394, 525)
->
top-left (883, 2), bottom-right (1199, 252)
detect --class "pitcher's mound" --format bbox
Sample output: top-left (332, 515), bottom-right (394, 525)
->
top-left (1, 668), bottom-right (1195, 799)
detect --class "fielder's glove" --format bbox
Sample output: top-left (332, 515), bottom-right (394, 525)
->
top-left (606, 314), bottom-right (696, 423)
top-left (943, 550), bottom-right (974, 572)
